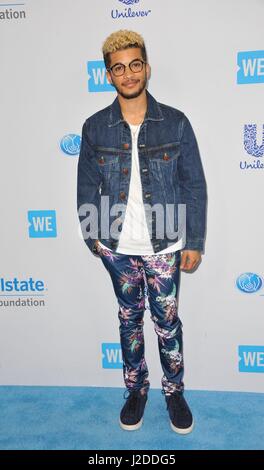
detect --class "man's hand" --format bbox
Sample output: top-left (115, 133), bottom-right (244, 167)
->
top-left (93, 239), bottom-right (100, 253)
top-left (180, 250), bottom-right (202, 271)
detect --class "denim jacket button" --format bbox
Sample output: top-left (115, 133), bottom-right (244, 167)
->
top-left (163, 153), bottom-right (170, 160)
top-left (123, 143), bottom-right (129, 150)
top-left (122, 167), bottom-right (128, 175)
top-left (98, 156), bottom-right (104, 164)
top-left (120, 191), bottom-right (126, 200)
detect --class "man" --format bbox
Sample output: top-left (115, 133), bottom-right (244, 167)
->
top-left (77, 30), bottom-right (207, 434)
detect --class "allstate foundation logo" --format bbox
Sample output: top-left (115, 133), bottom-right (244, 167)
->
top-left (28, 210), bottom-right (57, 238)
top-left (87, 61), bottom-right (115, 92)
top-left (111, 0), bottom-right (151, 19)
top-left (60, 134), bottom-right (81, 156)
top-left (0, 277), bottom-right (45, 293)
top-left (240, 124), bottom-right (264, 170)
top-left (0, 2), bottom-right (26, 21)
top-left (239, 345), bottom-right (264, 373)
top-left (236, 273), bottom-right (263, 294)
top-left (0, 277), bottom-right (46, 308)
top-left (102, 343), bottom-right (123, 369)
top-left (237, 50), bottom-right (264, 84)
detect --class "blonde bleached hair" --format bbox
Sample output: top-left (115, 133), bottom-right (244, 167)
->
top-left (102, 30), bottom-right (147, 68)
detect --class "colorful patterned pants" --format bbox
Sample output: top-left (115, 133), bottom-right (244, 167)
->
top-left (97, 245), bottom-right (184, 396)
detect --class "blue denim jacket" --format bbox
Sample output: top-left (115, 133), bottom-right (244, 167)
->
top-left (77, 90), bottom-right (207, 257)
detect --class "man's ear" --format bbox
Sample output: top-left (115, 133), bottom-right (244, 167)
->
top-left (146, 63), bottom-right (151, 80)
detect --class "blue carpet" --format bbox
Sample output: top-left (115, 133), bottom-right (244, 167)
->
top-left (0, 386), bottom-right (263, 450)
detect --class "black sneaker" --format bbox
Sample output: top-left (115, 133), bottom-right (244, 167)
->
top-left (165, 391), bottom-right (194, 434)
top-left (119, 389), bottom-right (148, 431)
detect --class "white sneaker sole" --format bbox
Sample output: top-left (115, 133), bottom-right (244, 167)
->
top-left (119, 417), bottom-right (143, 431)
top-left (170, 419), bottom-right (194, 435)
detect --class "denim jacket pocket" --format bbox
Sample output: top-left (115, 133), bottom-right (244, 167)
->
top-left (95, 147), bottom-right (120, 183)
top-left (148, 142), bottom-right (180, 162)
top-left (148, 142), bottom-right (180, 188)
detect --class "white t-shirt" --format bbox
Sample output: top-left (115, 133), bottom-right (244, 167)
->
top-left (98, 123), bottom-right (183, 255)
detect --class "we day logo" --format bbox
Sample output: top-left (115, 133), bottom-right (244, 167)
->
top-left (28, 210), bottom-right (57, 238)
top-left (239, 346), bottom-right (264, 373)
top-left (87, 61), bottom-right (115, 92)
top-left (102, 343), bottom-right (123, 369)
top-left (237, 50), bottom-right (264, 84)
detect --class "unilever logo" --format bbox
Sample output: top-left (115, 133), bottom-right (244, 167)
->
top-left (112, 0), bottom-right (151, 19)
top-left (119, 0), bottom-right (140, 4)
top-left (60, 134), bottom-right (81, 156)
top-left (240, 124), bottom-right (264, 170)
top-left (236, 273), bottom-right (263, 294)
top-left (244, 125), bottom-right (264, 158)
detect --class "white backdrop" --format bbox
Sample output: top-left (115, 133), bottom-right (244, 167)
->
top-left (1, 0), bottom-right (264, 392)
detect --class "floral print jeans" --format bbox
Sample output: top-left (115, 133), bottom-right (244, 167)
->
top-left (97, 244), bottom-right (184, 397)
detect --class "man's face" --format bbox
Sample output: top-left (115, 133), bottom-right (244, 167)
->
top-left (106, 47), bottom-right (150, 100)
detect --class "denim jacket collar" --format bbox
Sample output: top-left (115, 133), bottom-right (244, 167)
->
top-left (108, 89), bottom-right (164, 127)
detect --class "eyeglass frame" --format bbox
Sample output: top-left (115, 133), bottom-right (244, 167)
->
top-left (107, 58), bottom-right (147, 77)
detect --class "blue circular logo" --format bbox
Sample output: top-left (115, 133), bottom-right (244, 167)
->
top-left (60, 134), bottom-right (81, 156)
top-left (236, 272), bottom-right (263, 294)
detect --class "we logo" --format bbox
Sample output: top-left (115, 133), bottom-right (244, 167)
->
top-left (28, 210), bottom-right (57, 238)
top-left (239, 346), bottom-right (264, 373)
top-left (102, 343), bottom-right (123, 369)
top-left (237, 50), bottom-right (264, 84)
top-left (87, 61), bottom-right (115, 92)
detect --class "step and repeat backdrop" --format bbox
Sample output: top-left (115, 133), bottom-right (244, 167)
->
top-left (1, 0), bottom-right (263, 392)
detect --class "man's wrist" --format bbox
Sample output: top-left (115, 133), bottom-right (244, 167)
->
top-left (92, 240), bottom-right (99, 253)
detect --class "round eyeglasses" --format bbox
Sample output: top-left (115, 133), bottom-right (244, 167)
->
top-left (107, 59), bottom-right (146, 77)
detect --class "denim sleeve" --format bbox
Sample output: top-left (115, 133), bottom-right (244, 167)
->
top-left (178, 115), bottom-right (207, 252)
top-left (77, 119), bottom-right (103, 257)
